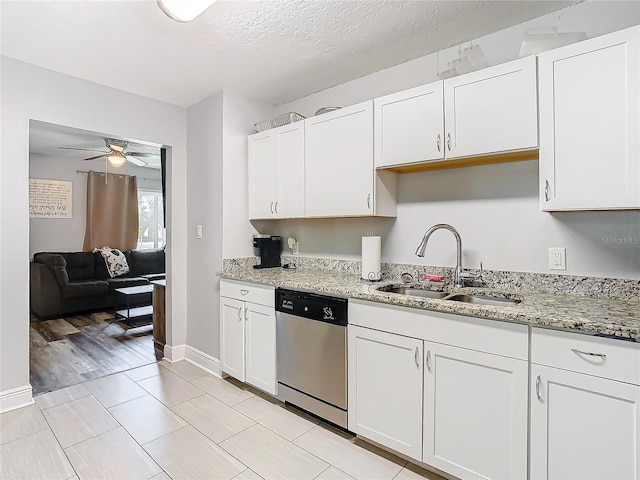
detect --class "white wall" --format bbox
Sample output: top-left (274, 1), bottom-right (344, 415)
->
top-left (222, 92), bottom-right (274, 259)
top-left (186, 92), bottom-right (224, 358)
top-left (0, 57), bottom-right (188, 405)
top-left (29, 153), bottom-right (161, 257)
top-left (267, 1), bottom-right (640, 279)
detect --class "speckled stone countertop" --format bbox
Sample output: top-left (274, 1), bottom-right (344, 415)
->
top-left (219, 258), bottom-right (640, 342)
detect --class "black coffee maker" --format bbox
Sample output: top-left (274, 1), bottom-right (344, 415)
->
top-left (253, 235), bottom-right (281, 269)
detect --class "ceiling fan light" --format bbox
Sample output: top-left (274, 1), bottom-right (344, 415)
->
top-left (107, 153), bottom-right (126, 167)
top-left (157, 0), bottom-right (218, 22)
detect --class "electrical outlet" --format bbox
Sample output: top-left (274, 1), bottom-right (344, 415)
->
top-left (548, 247), bottom-right (566, 270)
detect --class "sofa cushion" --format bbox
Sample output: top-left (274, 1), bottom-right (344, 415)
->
top-left (106, 277), bottom-right (149, 293)
top-left (129, 249), bottom-right (165, 276)
top-left (61, 280), bottom-right (109, 299)
top-left (60, 252), bottom-right (95, 281)
top-left (35, 253), bottom-right (69, 286)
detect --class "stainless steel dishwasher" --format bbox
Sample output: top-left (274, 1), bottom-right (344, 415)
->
top-left (275, 288), bottom-right (348, 428)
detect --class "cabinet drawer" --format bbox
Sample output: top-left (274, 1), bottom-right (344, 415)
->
top-left (531, 327), bottom-right (640, 385)
top-left (220, 279), bottom-right (275, 307)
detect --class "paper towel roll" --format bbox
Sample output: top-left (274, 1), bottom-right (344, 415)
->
top-left (361, 236), bottom-right (382, 281)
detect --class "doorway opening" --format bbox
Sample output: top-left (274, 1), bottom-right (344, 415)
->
top-left (28, 120), bottom-right (169, 396)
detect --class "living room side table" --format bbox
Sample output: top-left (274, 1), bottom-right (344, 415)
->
top-left (114, 284), bottom-right (155, 324)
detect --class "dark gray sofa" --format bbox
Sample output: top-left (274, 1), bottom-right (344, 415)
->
top-left (30, 248), bottom-right (165, 319)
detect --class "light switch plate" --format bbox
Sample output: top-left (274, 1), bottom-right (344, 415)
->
top-left (196, 224), bottom-right (203, 239)
top-left (548, 247), bottom-right (566, 270)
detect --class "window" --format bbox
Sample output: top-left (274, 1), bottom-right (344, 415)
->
top-left (137, 190), bottom-right (165, 250)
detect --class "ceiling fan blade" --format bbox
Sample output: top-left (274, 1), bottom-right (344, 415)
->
top-left (126, 156), bottom-right (148, 166)
top-left (57, 146), bottom-right (110, 153)
top-left (83, 154), bottom-right (108, 161)
top-left (125, 152), bottom-right (160, 158)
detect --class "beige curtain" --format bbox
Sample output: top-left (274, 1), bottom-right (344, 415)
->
top-left (83, 171), bottom-right (139, 251)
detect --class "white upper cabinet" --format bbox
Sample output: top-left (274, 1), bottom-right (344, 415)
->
top-left (373, 57), bottom-right (538, 170)
top-left (248, 131), bottom-right (277, 219)
top-left (538, 26), bottom-right (640, 211)
top-left (248, 122), bottom-right (305, 219)
top-left (305, 101), bottom-right (396, 217)
top-left (443, 56), bottom-right (538, 160)
top-left (374, 82), bottom-right (444, 168)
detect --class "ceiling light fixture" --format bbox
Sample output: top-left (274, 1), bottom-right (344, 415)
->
top-left (157, 0), bottom-right (218, 22)
top-left (107, 152), bottom-right (126, 167)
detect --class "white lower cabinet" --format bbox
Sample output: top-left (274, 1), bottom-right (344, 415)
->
top-left (348, 325), bottom-right (423, 460)
top-left (423, 342), bottom-right (528, 480)
top-left (220, 280), bottom-right (277, 395)
top-left (530, 328), bottom-right (640, 480)
top-left (348, 300), bottom-right (529, 479)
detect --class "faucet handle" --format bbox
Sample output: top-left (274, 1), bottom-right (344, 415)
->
top-left (400, 272), bottom-right (414, 284)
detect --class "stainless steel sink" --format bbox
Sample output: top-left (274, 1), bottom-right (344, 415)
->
top-left (379, 286), bottom-right (449, 299)
top-left (444, 294), bottom-right (522, 306)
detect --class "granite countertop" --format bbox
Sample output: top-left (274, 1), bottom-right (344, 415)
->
top-left (219, 266), bottom-right (640, 342)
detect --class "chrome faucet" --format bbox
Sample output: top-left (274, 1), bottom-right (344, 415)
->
top-left (415, 224), bottom-right (464, 287)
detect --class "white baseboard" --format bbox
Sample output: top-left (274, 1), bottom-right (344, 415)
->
top-left (185, 346), bottom-right (222, 378)
top-left (0, 385), bottom-right (34, 413)
top-left (163, 344), bottom-right (186, 362)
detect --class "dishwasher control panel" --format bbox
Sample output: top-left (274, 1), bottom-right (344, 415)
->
top-left (275, 289), bottom-right (347, 326)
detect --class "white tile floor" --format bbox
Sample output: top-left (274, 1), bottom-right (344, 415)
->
top-left (0, 360), bottom-right (447, 480)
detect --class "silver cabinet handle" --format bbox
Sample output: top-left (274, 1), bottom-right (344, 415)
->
top-left (544, 180), bottom-right (549, 202)
top-left (274, 201), bottom-right (278, 214)
top-left (425, 350), bottom-right (431, 371)
top-left (367, 193), bottom-right (371, 210)
top-left (446, 133), bottom-right (451, 151)
top-left (240, 289), bottom-right (249, 295)
top-left (436, 134), bottom-right (441, 152)
top-left (237, 307), bottom-right (242, 321)
top-left (536, 375), bottom-right (543, 401)
top-left (414, 347), bottom-right (420, 369)
top-left (244, 308), bottom-right (249, 321)
top-left (270, 202), bottom-right (274, 214)
top-left (571, 348), bottom-right (606, 359)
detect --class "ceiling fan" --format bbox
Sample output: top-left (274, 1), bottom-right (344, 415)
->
top-left (57, 138), bottom-right (159, 167)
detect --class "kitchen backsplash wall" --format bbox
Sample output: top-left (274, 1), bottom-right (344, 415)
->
top-left (261, 1), bottom-right (640, 280)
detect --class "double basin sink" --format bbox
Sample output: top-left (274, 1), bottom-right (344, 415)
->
top-left (378, 285), bottom-right (522, 306)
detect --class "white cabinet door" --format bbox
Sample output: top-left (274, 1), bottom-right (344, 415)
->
top-left (245, 302), bottom-right (277, 395)
top-left (423, 342), bottom-right (528, 480)
top-left (530, 364), bottom-right (640, 480)
top-left (538, 26), bottom-right (640, 211)
top-left (220, 296), bottom-right (245, 382)
top-left (305, 101), bottom-right (374, 217)
top-left (248, 131), bottom-right (277, 219)
top-left (274, 122), bottom-right (305, 218)
top-left (348, 325), bottom-right (423, 460)
top-left (444, 56), bottom-right (538, 160)
top-left (374, 82), bottom-right (444, 168)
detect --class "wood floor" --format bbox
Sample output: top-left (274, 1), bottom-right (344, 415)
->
top-left (30, 311), bottom-right (157, 395)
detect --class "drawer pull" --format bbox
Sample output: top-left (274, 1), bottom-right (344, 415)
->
top-left (536, 375), bottom-right (543, 401)
top-left (240, 289), bottom-right (249, 295)
top-left (571, 348), bottom-right (606, 359)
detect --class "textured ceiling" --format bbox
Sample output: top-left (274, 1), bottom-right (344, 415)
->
top-left (1, 0), bottom-right (575, 108)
